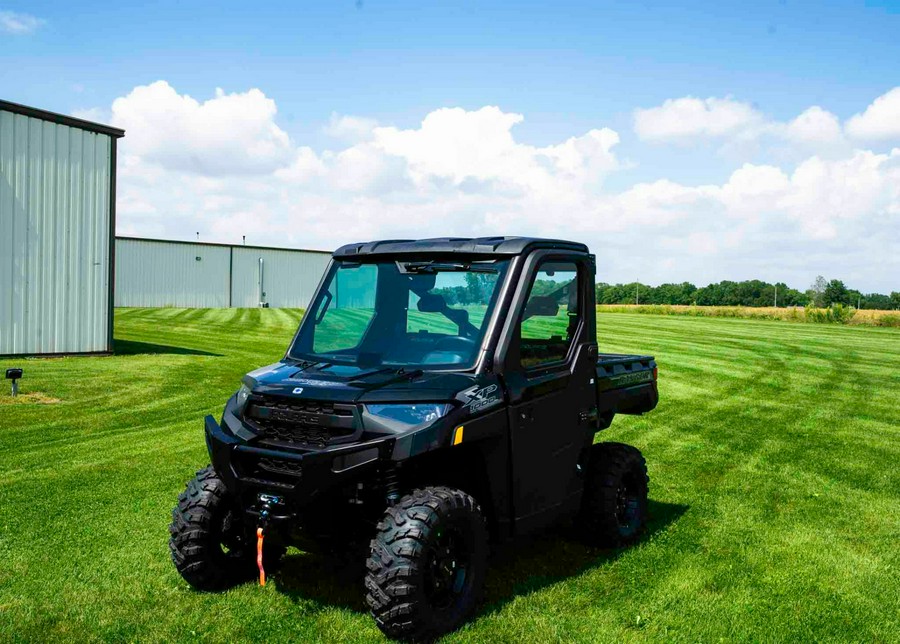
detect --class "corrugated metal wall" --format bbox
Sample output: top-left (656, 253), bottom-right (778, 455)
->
top-left (114, 238), bottom-right (231, 307)
top-left (0, 110), bottom-right (112, 355)
top-left (114, 238), bottom-right (331, 308)
top-left (230, 246), bottom-right (331, 308)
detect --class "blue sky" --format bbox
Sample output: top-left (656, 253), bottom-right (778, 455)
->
top-left (2, 1), bottom-right (900, 291)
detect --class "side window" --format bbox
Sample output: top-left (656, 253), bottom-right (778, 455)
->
top-left (518, 261), bottom-right (581, 369)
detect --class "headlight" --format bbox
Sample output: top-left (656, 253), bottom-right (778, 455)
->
top-left (365, 403), bottom-right (452, 426)
top-left (235, 384), bottom-right (252, 412)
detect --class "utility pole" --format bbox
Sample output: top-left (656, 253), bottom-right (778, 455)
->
top-left (774, 284), bottom-right (778, 308)
top-left (635, 283), bottom-right (639, 305)
top-left (858, 294), bottom-right (861, 309)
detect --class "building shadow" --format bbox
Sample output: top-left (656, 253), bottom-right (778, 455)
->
top-left (113, 339), bottom-right (222, 357)
top-left (271, 499), bottom-right (689, 616)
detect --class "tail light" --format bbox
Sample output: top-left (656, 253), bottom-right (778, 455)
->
top-left (653, 367), bottom-right (658, 380)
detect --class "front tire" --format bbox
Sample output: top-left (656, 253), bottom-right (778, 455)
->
top-left (169, 465), bottom-right (284, 590)
top-left (365, 486), bottom-right (488, 641)
top-left (578, 442), bottom-right (649, 547)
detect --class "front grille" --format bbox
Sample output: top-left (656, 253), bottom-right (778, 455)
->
top-left (257, 457), bottom-right (303, 476)
top-left (233, 450), bottom-right (301, 487)
top-left (243, 396), bottom-right (360, 449)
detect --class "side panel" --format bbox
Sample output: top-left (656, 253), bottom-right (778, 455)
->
top-left (0, 111), bottom-right (112, 355)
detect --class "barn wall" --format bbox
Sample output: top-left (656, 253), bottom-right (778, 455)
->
top-left (114, 238), bottom-right (331, 309)
top-left (0, 110), bottom-right (113, 355)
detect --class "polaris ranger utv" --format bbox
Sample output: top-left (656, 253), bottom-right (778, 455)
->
top-left (170, 237), bottom-right (658, 640)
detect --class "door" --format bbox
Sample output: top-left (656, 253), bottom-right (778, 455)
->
top-left (502, 254), bottom-right (598, 534)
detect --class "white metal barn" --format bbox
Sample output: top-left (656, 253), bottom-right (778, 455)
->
top-left (0, 100), bottom-right (124, 356)
top-left (114, 237), bottom-right (331, 308)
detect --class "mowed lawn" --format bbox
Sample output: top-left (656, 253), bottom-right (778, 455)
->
top-left (1, 308), bottom-right (898, 642)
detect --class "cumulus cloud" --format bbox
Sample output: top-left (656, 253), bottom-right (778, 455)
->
top-left (637, 87), bottom-right (900, 153)
top-left (0, 10), bottom-right (44, 34)
top-left (845, 87), bottom-right (900, 141)
top-left (634, 96), bottom-right (764, 142)
top-left (110, 81), bottom-right (294, 175)
top-left (96, 82), bottom-right (899, 291)
top-left (323, 113), bottom-right (379, 142)
top-left (782, 106), bottom-right (844, 146)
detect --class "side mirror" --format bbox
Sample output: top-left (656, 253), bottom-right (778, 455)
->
top-left (416, 293), bottom-right (446, 313)
top-left (523, 295), bottom-right (559, 320)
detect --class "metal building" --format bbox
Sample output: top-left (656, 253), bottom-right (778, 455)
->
top-left (115, 237), bottom-right (331, 308)
top-left (1, 100), bottom-right (124, 356)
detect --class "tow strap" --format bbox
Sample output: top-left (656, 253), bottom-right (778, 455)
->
top-left (254, 494), bottom-right (283, 587)
top-left (256, 527), bottom-right (266, 586)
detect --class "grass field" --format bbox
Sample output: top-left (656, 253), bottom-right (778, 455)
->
top-left (597, 304), bottom-right (900, 327)
top-left (1, 308), bottom-right (899, 642)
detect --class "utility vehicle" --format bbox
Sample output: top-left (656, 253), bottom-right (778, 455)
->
top-left (170, 237), bottom-right (659, 640)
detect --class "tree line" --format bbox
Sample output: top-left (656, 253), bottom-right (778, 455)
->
top-left (596, 277), bottom-right (900, 310)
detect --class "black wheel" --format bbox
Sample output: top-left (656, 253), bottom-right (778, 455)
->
top-left (578, 442), bottom-right (649, 547)
top-left (169, 465), bottom-right (285, 590)
top-left (365, 486), bottom-right (488, 641)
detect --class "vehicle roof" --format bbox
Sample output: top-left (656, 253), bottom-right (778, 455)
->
top-left (333, 236), bottom-right (588, 258)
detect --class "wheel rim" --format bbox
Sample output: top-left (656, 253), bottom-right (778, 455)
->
top-left (215, 509), bottom-right (249, 560)
top-left (424, 528), bottom-right (469, 611)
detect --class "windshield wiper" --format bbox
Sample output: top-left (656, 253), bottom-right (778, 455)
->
top-left (398, 260), bottom-right (497, 274)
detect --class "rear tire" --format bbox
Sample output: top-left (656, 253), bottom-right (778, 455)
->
top-left (365, 486), bottom-right (488, 641)
top-left (169, 465), bottom-right (285, 590)
top-left (577, 442), bottom-right (649, 547)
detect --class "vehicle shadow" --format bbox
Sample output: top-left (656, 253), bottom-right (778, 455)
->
top-left (113, 339), bottom-right (222, 357)
top-left (271, 499), bottom-right (689, 615)
top-left (479, 499), bottom-right (688, 615)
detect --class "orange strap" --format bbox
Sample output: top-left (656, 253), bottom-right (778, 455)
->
top-left (256, 527), bottom-right (266, 586)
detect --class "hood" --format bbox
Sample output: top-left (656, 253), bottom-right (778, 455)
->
top-left (243, 360), bottom-right (485, 404)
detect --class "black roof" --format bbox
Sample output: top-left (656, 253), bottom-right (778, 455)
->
top-left (333, 236), bottom-right (588, 258)
top-left (0, 99), bottom-right (125, 138)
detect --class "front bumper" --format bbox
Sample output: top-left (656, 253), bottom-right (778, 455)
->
top-left (204, 413), bottom-right (394, 513)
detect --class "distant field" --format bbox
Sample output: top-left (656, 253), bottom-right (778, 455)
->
top-left (1, 308), bottom-right (898, 642)
top-left (598, 303), bottom-right (900, 326)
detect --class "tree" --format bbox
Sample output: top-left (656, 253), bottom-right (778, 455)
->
top-left (824, 279), bottom-right (850, 306)
top-left (808, 276), bottom-right (828, 308)
top-left (862, 293), bottom-right (892, 310)
top-left (891, 292), bottom-right (900, 310)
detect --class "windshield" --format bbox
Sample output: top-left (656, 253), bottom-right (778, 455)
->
top-left (288, 258), bottom-right (511, 369)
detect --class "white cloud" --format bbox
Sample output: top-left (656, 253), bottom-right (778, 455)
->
top-left (845, 87), bottom-right (900, 141)
top-left (778, 150), bottom-right (899, 238)
top-left (636, 87), bottom-right (900, 154)
top-left (634, 96), bottom-right (764, 142)
top-left (0, 10), bottom-right (44, 34)
top-left (783, 106), bottom-right (843, 145)
top-left (95, 82), bottom-right (899, 291)
top-left (110, 81), bottom-right (294, 175)
top-left (323, 113), bottom-right (379, 142)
